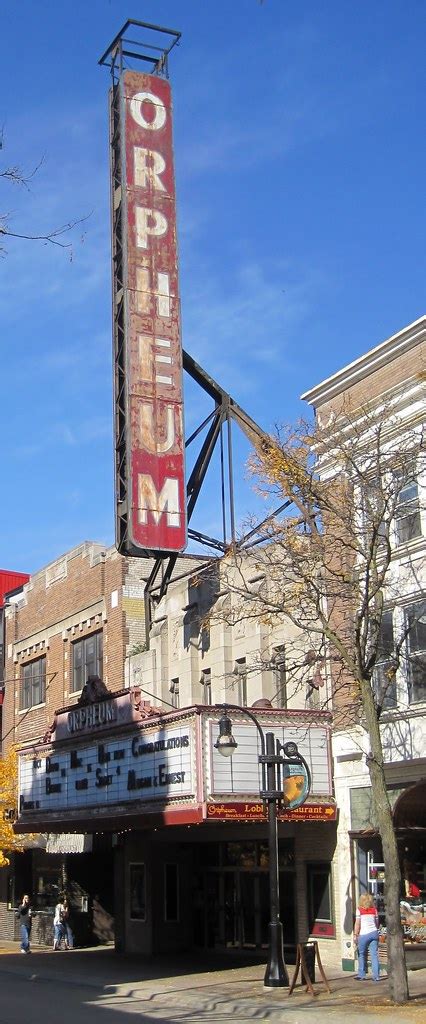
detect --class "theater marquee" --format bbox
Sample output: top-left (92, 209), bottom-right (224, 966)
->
top-left (111, 70), bottom-right (187, 555)
top-left (19, 722), bottom-right (194, 817)
top-left (16, 704), bottom-right (334, 833)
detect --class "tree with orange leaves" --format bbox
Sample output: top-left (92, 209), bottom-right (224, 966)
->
top-left (0, 746), bottom-right (26, 867)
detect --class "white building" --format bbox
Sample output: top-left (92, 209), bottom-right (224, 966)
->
top-left (302, 315), bottom-right (426, 971)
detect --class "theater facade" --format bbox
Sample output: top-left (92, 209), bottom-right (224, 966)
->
top-left (16, 687), bottom-right (339, 961)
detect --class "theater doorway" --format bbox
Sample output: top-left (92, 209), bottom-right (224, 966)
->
top-left (192, 839), bottom-right (296, 951)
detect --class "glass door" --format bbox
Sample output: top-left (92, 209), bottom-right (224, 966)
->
top-left (240, 873), bottom-right (257, 946)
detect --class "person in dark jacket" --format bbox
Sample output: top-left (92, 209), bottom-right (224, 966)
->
top-left (62, 897), bottom-right (74, 949)
top-left (16, 894), bottom-right (32, 953)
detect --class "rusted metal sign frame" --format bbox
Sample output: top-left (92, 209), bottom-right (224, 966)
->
top-left (110, 61), bottom-right (187, 556)
top-left (103, 22), bottom-right (291, 617)
top-left (143, 350), bottom-right (291, 630)
top-left (99, 19), bottom-right (181, 81)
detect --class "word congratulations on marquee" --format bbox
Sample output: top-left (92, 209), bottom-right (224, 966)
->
top-left (19, 727), bottom-right (193, 814)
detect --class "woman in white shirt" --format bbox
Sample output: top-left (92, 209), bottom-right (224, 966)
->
top-left (353, 892), bottom-right (381, 981)
top-left (53, 900), bottom-right (66, 950)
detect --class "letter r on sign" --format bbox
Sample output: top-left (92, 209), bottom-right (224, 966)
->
top-left (134, 147), bottom-right (166, 192)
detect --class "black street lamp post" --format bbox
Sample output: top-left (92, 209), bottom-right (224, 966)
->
top-left (214, 703), bottom-right (311, 988)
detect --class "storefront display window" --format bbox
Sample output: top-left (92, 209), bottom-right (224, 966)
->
top-left (222, 839), bottom-right (295, 870)
top-left (224, 842), bottom-right (256, 868)
top-left (355, 821), bottom-right (426, 965)
top-left (278, 839), bottom-right (295, 868)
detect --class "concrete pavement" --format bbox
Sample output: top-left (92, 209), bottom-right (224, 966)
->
top-left (0, 943), bottom-right (424, 1023)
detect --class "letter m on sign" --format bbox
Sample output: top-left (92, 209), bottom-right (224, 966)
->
top-left (131, 451), bottom-right (187, 553)
top-left (138, 475), bottom-right (180, 527)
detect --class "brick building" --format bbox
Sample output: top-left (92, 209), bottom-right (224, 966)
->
top-left (0, 569), bottom-right (30, 687)
top-left (0, 569), bottom-right (30, 745)
top-left (1, 541), bottom-right (203, 946)
top-left (302, 314), bottom-right (426, 971)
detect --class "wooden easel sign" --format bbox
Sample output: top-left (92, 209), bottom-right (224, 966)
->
top-left (288, 941), bottom-right (331, 997)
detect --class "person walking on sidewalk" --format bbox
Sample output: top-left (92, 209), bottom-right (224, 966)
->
top-left (16, 894), bottom-right (33, 954)
top-left (53, 898), bottom-right (66, 950)
top-left (62, 897), bottom-right (74, 949)
top-left (354, 892), bottom-right (381, 981)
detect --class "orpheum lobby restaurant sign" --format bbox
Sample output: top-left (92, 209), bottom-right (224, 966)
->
top-left (16, 688), bottom-right (335, 834)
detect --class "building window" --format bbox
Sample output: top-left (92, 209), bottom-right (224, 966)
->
top-left (170, 677), bottom-right (179, 709)
top-left (405, 600), bottom-right (426, 704)
top-left (234, 658), bottom-right (247, 706)
top-left (307, 862), bottom-right (335, 938)
top-left (72, 631), bottom-right (103, 693)
top-left (272, 646), bottom-right (287, 708)
top-left (361, 477), bottom-right (388, 549)
top-left (395, 471), bottom-right (422, 545)
top-left (164, 863), bottom-right (179, 922)
top-left (130, 863), bottom-right (146, 921)
top-left (201, 668), bottom-right (212, 705)
top-left (21, 656), bottom-right (46, 709)
top-left (373, 610), bottom-right (397, 710)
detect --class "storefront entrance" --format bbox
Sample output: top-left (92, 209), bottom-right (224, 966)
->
top-left (8, 837), bottom-right (115, 948)
top-left (192, 839), bottom-right (296, 951)
top-left (353, 782), bottom-right (426, 970)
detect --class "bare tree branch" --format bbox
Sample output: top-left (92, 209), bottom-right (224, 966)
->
top-left (1, 129), bottom-right (91, 257)
top-left (0, 212), bottom-right (92, 255)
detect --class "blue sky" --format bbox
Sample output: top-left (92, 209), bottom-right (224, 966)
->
top-left (1, 0), bottom-right (425, 574)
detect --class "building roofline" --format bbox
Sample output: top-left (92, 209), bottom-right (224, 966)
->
top-left (0, 568), bottom-right (30, 578)
top-left (301, 315), bottom-right (426, 408)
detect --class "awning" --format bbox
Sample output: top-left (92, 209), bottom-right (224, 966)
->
top-left (46, 833), bottom-right (93, 854)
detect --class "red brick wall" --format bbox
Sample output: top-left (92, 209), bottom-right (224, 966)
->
top-left (3, 544), bottom-right (125, 753)
top-left (3, 546), bottom-right (207, 754)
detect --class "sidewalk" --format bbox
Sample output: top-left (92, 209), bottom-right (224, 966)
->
top-left (0, 943), bottom-right (424, 1022)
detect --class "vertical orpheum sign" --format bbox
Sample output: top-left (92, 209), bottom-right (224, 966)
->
top-left (111, 71), bottom-right (187, 554)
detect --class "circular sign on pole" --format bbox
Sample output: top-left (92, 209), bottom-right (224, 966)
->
top-left (282, 761), bottom-right (311, 809)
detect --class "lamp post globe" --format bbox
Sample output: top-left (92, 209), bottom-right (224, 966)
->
top-left (214, 712), bottom-right (238, 757)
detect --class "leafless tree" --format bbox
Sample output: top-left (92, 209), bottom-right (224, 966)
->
top-left (209, 399), bottom-right (425, 1004)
